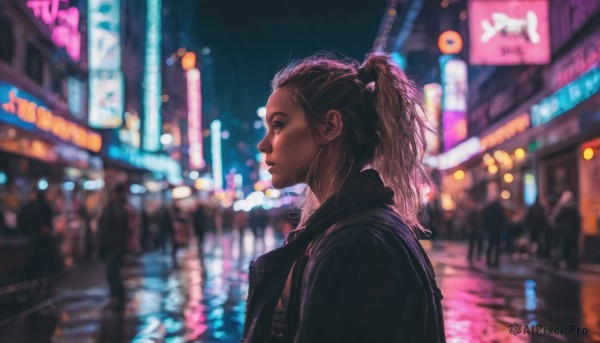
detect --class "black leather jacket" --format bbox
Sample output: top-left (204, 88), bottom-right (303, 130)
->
top-left (242, 170), bottom-right (445, 343)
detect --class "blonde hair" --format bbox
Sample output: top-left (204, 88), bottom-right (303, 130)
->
top-left (272, 52), bottom-right (432, 231)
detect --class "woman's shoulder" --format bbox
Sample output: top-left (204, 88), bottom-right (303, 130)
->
top-left (308, 209), bottom-right (417, 259)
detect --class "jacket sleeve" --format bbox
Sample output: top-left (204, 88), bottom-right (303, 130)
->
top-left (294, 226), bottom-right (427, 343)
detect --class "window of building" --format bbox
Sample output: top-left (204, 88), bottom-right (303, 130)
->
top-left (0, 18), bottom-right (15, 64)
top-left (26, 43), bottom-right (44, 85)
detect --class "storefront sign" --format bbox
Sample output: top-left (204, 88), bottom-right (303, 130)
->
top-left (532, 66), bottom-right (600, 126)
top-left (468, 0), bottom-right (550, 65)
top-left (0, 83), bottom-right (102, 152)
top-left (0, 135), bottom-right (57, 163)
top-left (436, 137), bottom-right (482, 170)
top-left (552, 30), bottom-right (600, 90)
top-left (55, 145), bottom-right (89, 169)
top-left (480, 113), bottom-right (531, 150)
top-left (107, 144), bottom-right (182, 185)
top-left (142, 0), bottom-right (162, 151)
top-left (187, 68), bottom-right (205, 169)
top-left (88, 0), bottom-right (123, 128)
top-left (27, 0), bottom-right (81, 61)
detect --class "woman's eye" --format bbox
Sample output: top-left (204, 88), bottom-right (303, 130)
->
top-left (272, 122), bottom-right (283, 130)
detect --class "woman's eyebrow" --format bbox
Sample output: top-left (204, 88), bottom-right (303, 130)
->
top-left (267, 111), bottom-right (287, 122)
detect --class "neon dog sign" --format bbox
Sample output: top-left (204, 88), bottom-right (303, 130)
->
top-left (468, 0), bottom-right (550, 65)
top-left (481, 11), bottom-right (541, 44)
top-left (26, 0), bottom-right (80, 62)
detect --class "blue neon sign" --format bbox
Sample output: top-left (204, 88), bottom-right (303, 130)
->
top-left (532, 66), bottom-right (600, 127)
top-left (142, 0), bottom-right (162, 151)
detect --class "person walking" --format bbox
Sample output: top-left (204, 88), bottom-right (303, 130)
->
top-left (482, 186), bottom-right (507, 269)
top-left (243, 52), bottom-right (445, 342)
top-left (466, 198), bottom-right (483, 263)
top-left (552, 191), bottom-right (581, 270)
top-left (97, 184), bottom-right (134, 311)
top-left (524, 196), bottom-right (547, 258)
top-left (193, 202), bottom-right (208, 257)
top-left (18, 189), bottom-right (59, 294)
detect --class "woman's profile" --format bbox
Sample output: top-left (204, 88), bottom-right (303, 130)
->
top-left (243, 52), bottom-right (446, 343)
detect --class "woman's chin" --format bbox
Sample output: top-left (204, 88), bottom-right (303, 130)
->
top-left (271, 176), bottom-right (296, 190)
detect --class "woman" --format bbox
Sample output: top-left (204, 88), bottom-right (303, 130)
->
top-left (243, 53), bottom-right (445, 343)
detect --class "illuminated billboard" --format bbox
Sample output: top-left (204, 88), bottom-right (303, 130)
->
top-left (468, 0), bottom-right (550, 65)
top-left (88, 0), bottom-right (121, 70)
top-left (27, 0), bottom-right (81, 62)
top-left (88, 0), bottom-right (123, 128)
top-left (142, 0), bottom-right (162, 151)
top-left (187, 68), bottom-right (205, 169)
top-left (89, 70), bottom-right (124, 128)
top-left (440, 57), bottom-right (468, 151)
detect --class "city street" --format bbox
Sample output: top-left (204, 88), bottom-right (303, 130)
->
top-left (0, 229), bottom-right (598, 343)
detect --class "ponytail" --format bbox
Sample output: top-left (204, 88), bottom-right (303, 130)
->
top-left (359, 53), bottom-right (432, 229)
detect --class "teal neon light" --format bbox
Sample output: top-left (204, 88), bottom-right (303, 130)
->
top-left (211, 120), bottom-right (223, 190)
top-left (142, 0), bottom-right (162, 151)
top-left (532, 66), bottom-right (600, 127)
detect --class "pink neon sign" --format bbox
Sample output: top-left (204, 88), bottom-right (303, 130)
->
top-left (27, 0), bottom-right (80, 62)
top-left (187, 69), bottom-right (205, 169)
top-left (468, 0), bottom-right (550, 65)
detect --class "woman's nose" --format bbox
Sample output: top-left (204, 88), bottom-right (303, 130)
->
top-left (257, 136), bottom-right (271, 153)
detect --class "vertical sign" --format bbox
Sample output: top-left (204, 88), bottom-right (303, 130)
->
top-left (440, 56), bottom-right (468, 151)
top-left (187, 68), bottom-right (205, 169)
top-left (88, 0), bottom-right (123, 128)
top-left (142, 0), bottom-right (162, 151)
top-left (67, 76), bottom-right (83, 119)
top-left (211, 120), bottom-right (223, 191)
top-left (423, 83), bottom-right (442, 155)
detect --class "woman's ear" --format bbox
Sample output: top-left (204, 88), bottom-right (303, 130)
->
top-left (317, 109), bottom-right (343, 145)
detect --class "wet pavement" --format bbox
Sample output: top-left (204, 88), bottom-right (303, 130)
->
top-left (0, 229), bottom-right (599, 343)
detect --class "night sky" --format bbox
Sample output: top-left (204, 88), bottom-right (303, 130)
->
top-left (192, 0), bottom-right (387, 129)
top-left (181, 0), bottom-right (387, 179)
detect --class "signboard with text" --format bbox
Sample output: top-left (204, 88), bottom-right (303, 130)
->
top-left (469, 0), bottom-right (550, 65)
top-left (0, 82), bottom-right (102, 152)
top-left (88, 0), bottom-right (123, 128)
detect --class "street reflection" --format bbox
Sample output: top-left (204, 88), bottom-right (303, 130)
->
top-left (0, 229), bottom-right (599, 343)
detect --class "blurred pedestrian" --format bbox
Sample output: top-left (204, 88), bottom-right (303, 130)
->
top-left (466, 198), bottom-right (483, 263)
top-left (543, 195), bottom-right (559, 260)
top-left (18, 189), bottom-right (59, 294)
top-left (158, 204), bottom-right (174, 255)
top-left (249, 207), bottom-right (263, 246)
top-left (193, 202), bottom-right (208, 257)
top-left (97, 184), bottom-right (134, 311)
top-left (171, 205), bottom-right (187, 267)
top-left (552, 191), bottom-right (581, 270)
top-left (140, 208), bottom-right (151, 252)
top-left (482, 186), bottom-right (506, 269)
top-left (244, 53), bottom-right (445, 342)
top-left (524, 196), bottom-right (547, 258)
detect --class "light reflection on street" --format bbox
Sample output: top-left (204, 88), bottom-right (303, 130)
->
top-left (0, 229), bottom-right (599, 342)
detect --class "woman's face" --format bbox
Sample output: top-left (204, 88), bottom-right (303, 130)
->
top-left (257, 87), bottom-right (318, 189)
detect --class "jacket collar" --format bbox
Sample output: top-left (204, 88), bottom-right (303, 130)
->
top-left (288, 168), bottom-right (394, 242)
